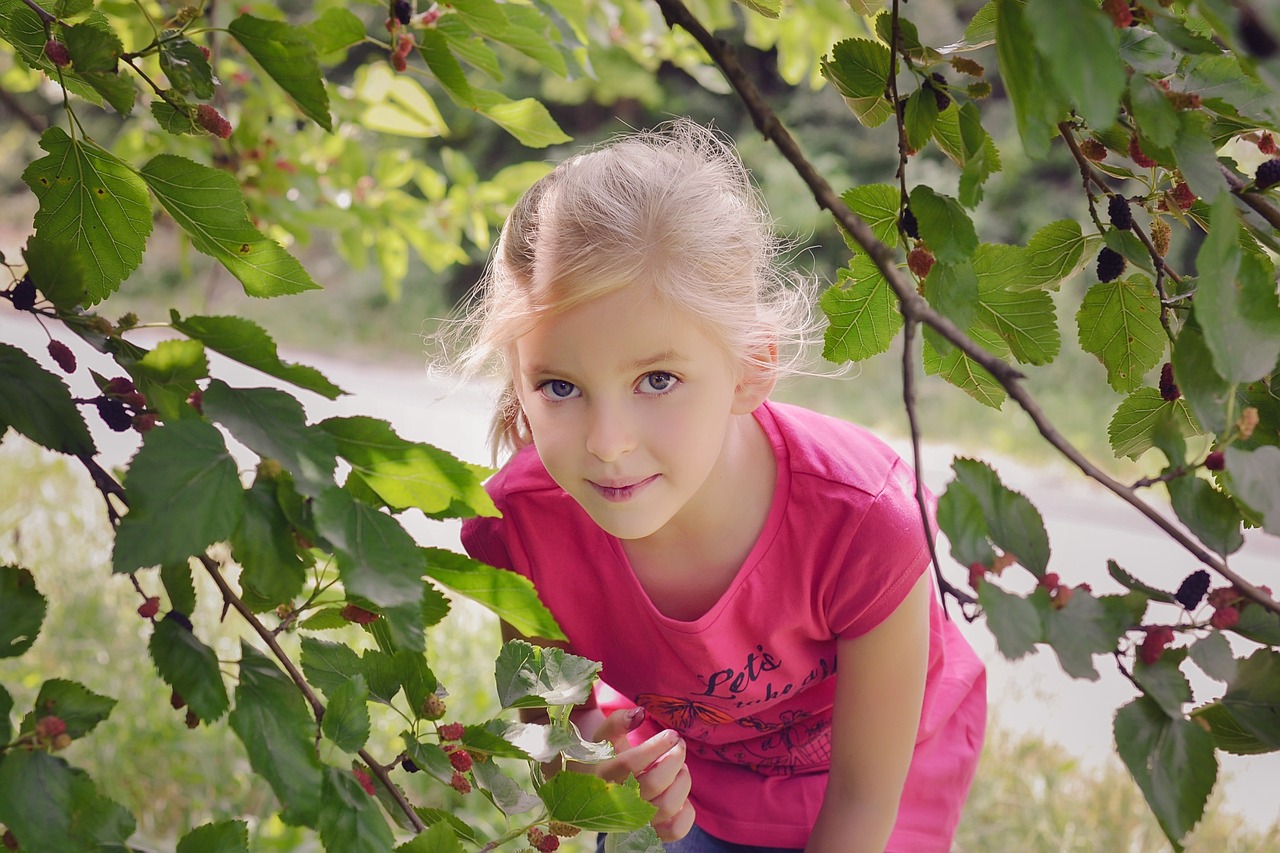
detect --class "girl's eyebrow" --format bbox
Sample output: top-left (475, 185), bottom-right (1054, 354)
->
top-left (523, 350), bottom-right (687, 377)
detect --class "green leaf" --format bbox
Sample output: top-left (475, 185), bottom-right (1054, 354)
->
top-left (1190, 701), bottom-right (1276, 755)
top-left (995, 0), bottom-right (1062, 158)
top-left (494, 639), bottom-right (601, 709)
top-left (1216, 648), bottom-right (1280, 751)
top-left (1044, 590), bottom-right (1133, 680)
top-left (1108, 559), bottom-right (1175, 604)
top-left (231, 477), bottom-right (307, 608)
top-left (1172, 111), bottom-right (1225, 204)
top-left (819, 256), bottom-right (903, 363)
top-left (1076, 274), bottom-right (1165, 394)
top-left (1188, 631), bottom-right (1237, 683)
top-left (540, 772), bottom-right (656, 831)
top-left (840, 183), bottom-right (900, 249)
top-left (203, 380), bottom-right (337, 498)
top-left (22, 231), bottom-right (87, 310)
top-left (0, 2), bottom-right (106, 106)
top-left (1129, 74), bottom-right (1181, 149)
top-left (322, 675), bottom-right (371, 753)
top-left (24, 678), bottom-right (116, 739)
top-left (490, 8), bottom-right (567, 75)
top-left (1108, 388), bottom-right (1199, 460)
top-left (472, 91), bottom-right (571, 148)
top-left (1114, 696), bottom-right (1217, 850)
top-left (312, 488), bottom-right (426, 653)
top-left (228, 14), bottom-right (331, 130)
top-left (1172, 323), bottom-right (1230, 435)
top-left (978, 581), bottom-right (1043, 660)
top-left (169, 313), bottom-right (344, 398)
top-left (1022, 219), bottom-right (1087, 289)
top-left (356, 64), bottom-right (449, 138)
top-left (1133, 649), bottom-right (1192, 719)
top-left (321, 416), bottom-right (497, 518)
top-left (952, 458), bottom-right (1051, 575)
top-left (298, 607), bottom-right (349, 631)
top-left (21, 127), bottom-right (151, 304)
top-left (1025, 0), bottom-right (1123, 127)
top-left (1230, 603), bottom-right (1280, 647)
top-left (0, 565), bottom-right (45, 658)
top-left (908, 185), bottom-right (978, 263)
top-left (63, 21), bottom-right (135, 114)
top-left (463, 720), bottom-right (533, 760)
top-left (423, 547), bottom-right (565, 641)
top-left (301, 7), bottom-right (366, 55)
top-left (417, 28), bottom-right (476, 107)
top-left (903, 86), bottom-right (940, 153)
top-left (141, 155), bottom-right (320, 298)
top-left (159, 31), bottom-right (214, 99)
top-left (318, 766), bottom-right (395, 853)
top-left (397, 822), bottom-right (464, 853)
top-left (821, 38), bottom-right (893, 100)
top-left (922, 324), bottom-right (1009, 408)
top-left (603, 827), bottom-right (666, 853)
top-left (1224, 446), bottom-right (1280, 535)
top-left (923, 260), bottom-right (979, 341)
top-left (0, 294), bottom-right (58, 387)
top-left (0, 751), bottom-right (136, 852)
top-left (149, 613), bottom-right (229, 723)
top-left (471, 759), bottom-right (543, 816)
top-left (160, 559), bottom-right (197, 620)
top-left (2, 683), bottom-right (16, 747)
top-left (503, 720), bottom-right (612, 764)
top-left (128, 338), bottom-right (208, 423)
top-left (1194, 197), bottom-right (1280, 382)
top-left (152, 100), bottom-right (201, 135)
top-left (176, 820), bottom-right (250, 853)
top-left (1167, 475), bottom-right (1244, 556)
top-left (228, 643), bottom-right (323, 826)
top-left (936, 480), bottom-right (998, 568)
top-left (112, 420), bottom-right (246, 573)
top-left (393, 650), bottom-right (438, 721)
top-left (974, 259), bottom-right (1059, 365)
top-left (301, 637), bottom-right (364, 700)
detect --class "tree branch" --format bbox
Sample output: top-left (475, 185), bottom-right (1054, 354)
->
top-left (0, 85), bottom-right (46, 133)
top-left (650, 0), bottom-right (1280, 617)
top-left (1221, 163), bottom-right (1280, 230)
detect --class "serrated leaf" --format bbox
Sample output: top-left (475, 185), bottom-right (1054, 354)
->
top-left (1129, 73), bottom-right (1181, 149)
top-left (821, 38), bottom-right (892, 100)
top-left (603, 827), bottom-right (665, 853)
top-left (922, 324), bottom-right (1009, 408)
top-left (417, 28), bottom-right (476, 107)
top-left (159, 31), bottom-right (214, 99)
top-left (312, 488), bottom-right (425, 653)
top-left (160, 559), bottom-right (197, 618)
top-left (1191, 702), bottom-right (1275, 755)
top-left (318, 766), bottom-right (395, 853)
top-left (1026, 0), bottom-right (1123, 127)
top-left (935, 479), bottom-right (997, 568)
top-left (1108, 388), bottom-right (1199, 460)
top-left (22, 229), bottom-right (87, 311)
top-left (909, 185), bottom-right (978, 263)
top-left (464, 720), bottom-right (533, 760)
top-left (397, 820), bottom-right (463, 853)
top-left (0, 684), bottom-right (11, 756)
top-left (473, 90), bottom-right (570, 148)
top-left (25, 678), bottom-right (116, 739)
top-left (112, 420), bottom-right (246, 573)
top-left (904, 86), bottom-right (940, 153)
top-left (0, 566), bottom-right (46, 658)
top-left (169, 312), bottom-right (344, 398)
top-left (1134, 649), bottom-right (1193, 719)
top-left (322, 675), bottom-right (371, 753)
top-left (924, 260), bottom-right (979, 340)
top-left (356, 63), bottom-right (449, 138)
top-left (228, 14), bottom-right (330, 130)
top-left (301, 7), bottom-right (366, 55)
top-left (820, 256), bottom-right (902, 363)
top-left (63, 21), bottom-right (135, 114)
top-left (0, 751), bottom-right (136, 852)
top-left (1215, 648), bottom-right (1280, 751)
top-left (1076, 274), bottom-right (1165, 393)
top-left (152, 100), bottom-right (201, 135)
top-left (503, 719), bottom-right (613, 764)
top-left (495, 639), bottom-right (601, 709)
top-left (141, 155), bottom-right (319, 298)
top-left (0, 2), bottom-right (107, 105)
top-left (404, 737), bottom-right (456, 786)
top-left (393, 650), bottom-right (438, 721)
top-left (1108, 559), bottom-right (1177, 603)
top-left (299, 607), bottom-right (349, 631)
top-left (840, 183), bottom-right (900, 249)
top-left (21, 127), bottom-right (151, 304)
top-left (1022, 219), bottom-right (1087, 289)
top-left (978, 581), bottom-right (1043, 660)
top-left (231, 477), bottom-right (307, 608)
top-left (321, 416), bottom-right (497, 518)
top-left (539, 772), bottom-right (656, 831)
top-left (952, 458), bottom-right (1050, 574)
top-left (1167, 475), bottom-right (1244, 556)
top-left (228, 643), bottom-right (323, 826)
top-left (995, 0), bottom-right (1062, 158)
top-left (1189, 631), bottom-right (1237, 683)
top-left (974, 261), bottom-right (1059, 365)
top-left (1172, 322), bottom-right (1230, 435)
top-left (1224, 446), bottom-right (1280, 535)
top-left (176, 819), bottom-right (250, 853)
top-left (422, 547), bottom-right (564, 641)
top-left (0, 343), bottom-right (96, 456)
top-left (203, 380), bottom-right (337, 497)
top-left (471, 759), bottom-right (543, 816)
top-left (128, 337), bottom-right (209, 423)
top-left (301, 636), bottom-right (364, 700)
top-left (149, 613), bottom-right (229, 723)
top-left (1114, 696), bottom-right (1217, 850)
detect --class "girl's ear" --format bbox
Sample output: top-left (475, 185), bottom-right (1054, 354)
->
top-left (731, 342), bottom-right (778, 414)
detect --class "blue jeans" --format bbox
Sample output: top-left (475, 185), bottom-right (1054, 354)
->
top-left (595, 826), bottom-right (803, 853)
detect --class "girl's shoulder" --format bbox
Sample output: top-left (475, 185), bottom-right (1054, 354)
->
top-left (762, 400), bottom-right (910, 499)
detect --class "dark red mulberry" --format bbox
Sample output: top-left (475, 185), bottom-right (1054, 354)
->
top-left (1096, 247), bottom-right (1125, 282)
top-left (44, 39), bottom-right (71, 67)
top-left (908, 246), bottom-right (935, 279)
top-left (1171, 181), bottom-right (1196, 210)
top-left (393, 0), bottom-right (412, 25)
top-left (1102, 0), bottom-right (1133, 28)
top-left (1204, 450), bottom-right (1225, 471)
top-left (340, 603), bottom-right (379, 624)
top-left (1174, 570), bottom-right (1210, 610)
top-left (900, 207), bottom-right (919, 240)
top-left (1255, 158), bottom-right (1280, 190)
top-left (1128, 136), bottom-right (1157, 168)
top-left (96, 397), bottom-right (133, 431)
top-left (1139, 626), bottom-right (1175, 666)
top-left (195, 104), bottom-right (232, 139)
top-left (11, 274), bottom-right (36, 311)
top-left (1211, 606), bottom-right (1240, 630)
top-left (105, 376), bottom-right (136, 396)
top-left (48, 340), bottom-right (76, 373)
top-left (1108, 195), bottom-right (1133, 230)
top-left (447, 747), bottom-right (473, 772)
top-left (1080, 139), bottom-right (1108, 162)
top-left (1159, 362), bottom-right (1180, 401)
top-left (353, 767), bottom-right (376, 796)
top-left (137, 596), bottom-right (160, 618)
top-left (928, 72), bottom-right (951, 112)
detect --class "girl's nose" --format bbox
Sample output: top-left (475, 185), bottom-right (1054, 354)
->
top-left (585, 401), bottom-right (637, 462)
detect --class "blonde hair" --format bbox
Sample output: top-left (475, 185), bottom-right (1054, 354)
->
top-left (445, 120), bottom-right (816, 457)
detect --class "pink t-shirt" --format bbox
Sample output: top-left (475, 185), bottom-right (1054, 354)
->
top-left (461, 401), bottom-right (986, 850)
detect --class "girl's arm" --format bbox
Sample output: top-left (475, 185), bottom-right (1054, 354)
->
top-left (805, 573), bottom-right (931, 853)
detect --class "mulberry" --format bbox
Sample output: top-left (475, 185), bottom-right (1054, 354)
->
top-left (393, 0), bottom-right (412, 25)
top-left (195, 104), bottom-right (232, 139)
top-left (439, 722), bottom-right (464, 741)
top-left (547, 821), bottom-right (581, 838)
top-left (1151, 217), bottom-right (1171, 257)
top-left (1255, 158), bottom-right (1280, 190)
top-left (1159, 362), bottom-right (1180, 401)
top-left (353, 768), bottom-right (376, 796)
top-left (96, 397), bottom-right (133, 432)
top-left (137, 596), bottom-right (160, 618)
top-left (1128, 136), bottom-right (1157, 168)
top-left (401, 758), bottom-right (420, 773)
top-left (105, 376), bottom-right (135, 396)
top-left (11, 274), bottom-right (36, 311)
top-left (1139, 626), bottom-right (1175, 666)
top-left (48, 340), bottom-right (76, 373)
top-left (1171, 181), bottom-right (1196, 210)
top-left (928, 72), bottom-right (951, 112)
top-left (1174, 570), bottom-right (1211, 610)
top-left (1096, 247), bottom-right (1125, 282)
top-left (422, 693), bottom-right (446, 720)
top-left (900, 207), bottom-right (919, 239)
top-left (1108, 195), bottom-right (1133, 230)
top-left (35, 715), bottom-right (67, 739)
top-left (1211, 606), bottom-right (1240, 630)
top-left (1080, 139), bottom-right (1108, 162)
top-left (447, 747), bottom-right (473, 772)
top-left (340, 603), bottom-right (379, 625)
top-left (1258, 132), bottom-right (1276, 155)
top-left (449, 771), bottom-right (471, 794)
top-left (44, 39), bottom-right (71, 67)
top-left (907, 246), bottom-right (935, 279)
top-left (1204, 450), bottom-right (1225, 471)
top-left (1102, 0), bottom-right (1133, 28)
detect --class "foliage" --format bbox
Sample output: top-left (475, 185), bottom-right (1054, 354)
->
top-left (0, 1), bottom-right (1278, 852)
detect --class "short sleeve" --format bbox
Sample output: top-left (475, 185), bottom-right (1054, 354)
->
top-left (825, 460), bottom-right (934, 640)
top-left (460, 513), bottom-right (517, 575)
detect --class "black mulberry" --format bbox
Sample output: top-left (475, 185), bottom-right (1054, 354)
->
top-left (900, 207), bottom-right (919, 239)
top-left (1108, 194), bottom-right (1133, 230)
top-left (95, 397), bottom-right (133, 432)
top-left (1159, 362), bottom-right (1180, 401)
top-left (928, 72), bottom-right (951, 112)
top-left (11, 274), bottom-right (36, 311)
top-left (1238, 9), bottom-right (1279, 59)
top-left (1255, 158), bottom-right (1280, 190)
top-left (1096, 247), bottom-right (1125, 282)
top-left (393, 0), bottom-right (412, 25)
top-left (1174, 570), bottom-right (1211, 611)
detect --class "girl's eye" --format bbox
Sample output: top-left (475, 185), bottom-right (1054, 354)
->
top-left (538, 379), bottom-right (579, 400)
top-left (637, 372), bottom-right (677, 395)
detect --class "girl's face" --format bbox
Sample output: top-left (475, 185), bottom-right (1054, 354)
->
top-left (512, 285), bottom-right (770, 544)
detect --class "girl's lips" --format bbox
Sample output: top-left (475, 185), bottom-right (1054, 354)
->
top-left (589, 474), bottom-right (658, 502)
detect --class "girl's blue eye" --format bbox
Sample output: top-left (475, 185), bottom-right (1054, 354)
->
top-left (638, 372), bottom-right (677, 394)
top-left (540, 379), bottom-right (579, 400)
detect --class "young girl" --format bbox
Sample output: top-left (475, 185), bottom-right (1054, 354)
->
top-left (456, 122), bottom-right (986, 852)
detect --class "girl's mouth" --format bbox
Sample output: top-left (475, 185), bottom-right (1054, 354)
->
top-left (589, 475), bottom-right (658, 502)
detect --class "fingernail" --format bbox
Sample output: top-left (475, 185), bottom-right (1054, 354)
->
top-left (627, 707), bottom-right (646, 730)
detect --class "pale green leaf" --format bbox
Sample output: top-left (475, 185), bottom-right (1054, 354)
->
top-left (228, 14), bottom-right (331, 130)
top-left (539, 773), bottom-right (656, 832)
top-left (473, 91), bottom-right (571, 148)
top-left (1076, 274), bottom-right (1165, 393)
top-left (922, 324), bottom-right (1009, 408)
top-left (1023, 219), bottom-right (1087, 289)
top-left (821, 38), bottom-right (893, 100)
top-left (1108, 388), bottom-right (1199, 460)
top-left (820, 256), bottom-right (902, 363)
top-left (840, 183), bottom-right (900, 249)
top-left (421, 547), bottom-right (565, 641)
top-left (170, 312), bottom-right (344, 398)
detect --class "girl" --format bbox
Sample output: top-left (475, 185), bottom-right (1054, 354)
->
top-left (455, 122), bottom-right (986, 852)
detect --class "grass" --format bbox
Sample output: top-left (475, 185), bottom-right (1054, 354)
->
top-left (2, 438), bottom-right (1276, 851)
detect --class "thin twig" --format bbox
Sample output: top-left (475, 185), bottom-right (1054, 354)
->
top-left (21, 0), bottom-right (54, 26)
top-left (1221, 163), bottom-right (1280, 230)
top-left (0, 86), bottom-right (46, 133)
top-left (651, 0), bottom-right (1280, 617)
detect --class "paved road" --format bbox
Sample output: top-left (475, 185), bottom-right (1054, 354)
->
top-left (4, 310), bottom-right (1278, 831)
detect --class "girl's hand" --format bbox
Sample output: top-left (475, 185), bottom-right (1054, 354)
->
top-left (591, 708), bottom-right (696, 841)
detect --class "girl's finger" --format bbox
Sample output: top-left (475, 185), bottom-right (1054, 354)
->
top-left (646, 762), bottom-right (692, 824)
top-left (635, 737), bottom-right (686, 802)
top-left (653, 801), bottom-right (697, 843)
top-left (592, 706), bottom-right (646, 752)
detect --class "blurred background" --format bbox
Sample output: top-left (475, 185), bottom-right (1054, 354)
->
top-left (2, 0), bottom-right (1278, 849)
